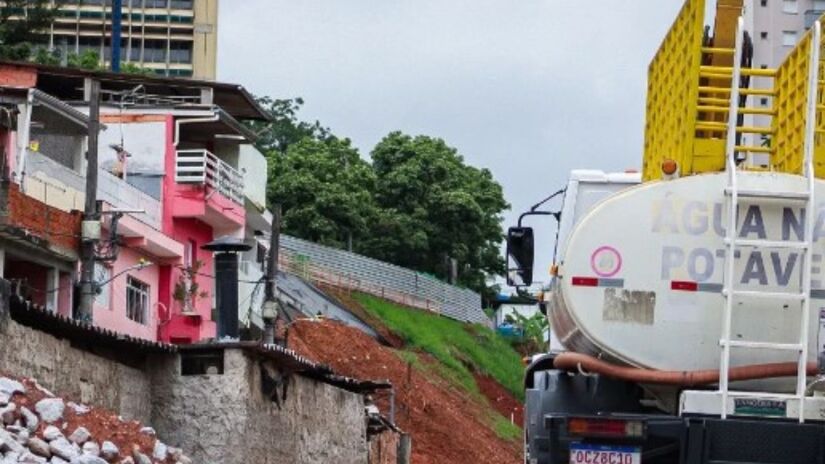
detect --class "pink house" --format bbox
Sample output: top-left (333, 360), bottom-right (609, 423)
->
top-left (0, 63), bottom-right (270, 344)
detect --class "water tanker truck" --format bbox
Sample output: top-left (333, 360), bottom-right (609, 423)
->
top-left (510, 2), bottom-right (825, 463)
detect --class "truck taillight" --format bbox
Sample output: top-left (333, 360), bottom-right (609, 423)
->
top-left (567, 417), bottom-right (645, 439)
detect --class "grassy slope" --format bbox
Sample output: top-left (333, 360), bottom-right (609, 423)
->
top-left (354, 293), bottom-right (524, 400)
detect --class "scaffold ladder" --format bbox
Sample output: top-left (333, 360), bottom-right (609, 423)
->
top-left (718, 18), bottom-right (819, 423)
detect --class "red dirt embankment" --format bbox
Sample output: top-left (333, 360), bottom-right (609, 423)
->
top-left (288, 320), bottom-right (521, 464)
top-left (474, 373), bottom-right (524, 427)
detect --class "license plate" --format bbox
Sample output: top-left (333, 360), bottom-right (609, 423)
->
top-left (569, 443), bottom-right (641, 464)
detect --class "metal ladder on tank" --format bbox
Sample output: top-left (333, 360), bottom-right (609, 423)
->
top-left (718, 18), bottom-right (819, 423)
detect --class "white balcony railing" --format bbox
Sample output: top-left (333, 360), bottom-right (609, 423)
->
top-left (175, 149), bottom-right (244, 205)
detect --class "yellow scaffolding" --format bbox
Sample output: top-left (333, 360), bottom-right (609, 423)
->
top-left (643, 0), bottom-right (708, 181)
top-left (770, 30), bottom-right (813, 176)
top-left (642, 0), bottom-right (825, 181)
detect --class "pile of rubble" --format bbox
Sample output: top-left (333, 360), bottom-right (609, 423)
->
top-left (0, 377), bottom-right (188, 464)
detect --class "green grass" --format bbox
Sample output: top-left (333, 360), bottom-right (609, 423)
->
top-left (492, 414), bottom-right (522, 442)
top-left (355, 293), bottom-right (524, 399)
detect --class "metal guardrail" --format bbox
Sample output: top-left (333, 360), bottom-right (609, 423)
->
top-left (278, 235), bottom-right (486, 324)
top-left (175, 149), bottom-right (244, 205)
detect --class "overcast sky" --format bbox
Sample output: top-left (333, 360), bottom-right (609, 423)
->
top-left (218, 0), bottom-right (686, 289)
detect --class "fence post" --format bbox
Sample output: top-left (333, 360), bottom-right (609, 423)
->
top-left (397, 435), bottom-right (412, 464)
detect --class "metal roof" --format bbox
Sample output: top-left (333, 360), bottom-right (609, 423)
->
top-left (8, 294), bottom-right (178, 353)
top-left (1, 60), bottom-right (270, 121)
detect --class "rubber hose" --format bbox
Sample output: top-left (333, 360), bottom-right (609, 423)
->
top-left (553, 352), bottom-right (818, 387)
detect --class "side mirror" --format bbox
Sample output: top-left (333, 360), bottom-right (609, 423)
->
top-left (506, 226), bottom-right (534, 287)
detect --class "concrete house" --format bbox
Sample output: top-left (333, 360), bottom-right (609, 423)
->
top-left (0, 62), bottom-right (272, 344)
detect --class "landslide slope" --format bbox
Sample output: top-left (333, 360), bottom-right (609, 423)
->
top-left (288, 291), bottom-right (524, 464)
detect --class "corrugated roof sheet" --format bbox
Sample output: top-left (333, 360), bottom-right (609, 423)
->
top-left (8, 294), bottom-right (178, 353)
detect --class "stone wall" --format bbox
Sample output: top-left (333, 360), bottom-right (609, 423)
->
top-left (0, 288), bottom-right (389, 464)
top-left (151, 349), bottom-right (369, 464)
top-left (0, 303), bottom-right (153, 424)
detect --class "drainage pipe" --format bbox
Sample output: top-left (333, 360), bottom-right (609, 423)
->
top-left (554, 352), bottom-right (818, 387)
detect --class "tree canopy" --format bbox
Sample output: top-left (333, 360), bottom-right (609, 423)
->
top-left (367, 132), bottom-right (508, 293)
top-left (255, 97), bottom-right (509, 298)
top-left (0, 1), bottom-right (60, 61)
top-left (268, 136), bottom-right (376, 250)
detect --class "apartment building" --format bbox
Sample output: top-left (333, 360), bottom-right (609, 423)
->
top-left (747, 0), bottom-right (825, 67)
top-left (731, 0), bottom-right (825, 161)
top-left (41, 0), bottom-right (218, 79)
top-left (0, 62), bottom-right (271, 344)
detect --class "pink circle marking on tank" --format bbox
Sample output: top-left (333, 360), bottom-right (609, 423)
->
top-left (590, 246), bottom-right (622, 278)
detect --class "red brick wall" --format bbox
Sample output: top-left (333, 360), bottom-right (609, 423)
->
top-left (6, 182), bottom-right (81, 252)
top-left (0, 65), bottom-right (37, 89)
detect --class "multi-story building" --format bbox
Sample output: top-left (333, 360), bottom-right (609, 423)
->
top-left (40, 0), bottom-right (218, 79)
top-left (0, 61), bottom-right (271, 344)
top-left (746, 0), bottom-right (825, 69)
top-left (735, 0), bottom-right (825, 163)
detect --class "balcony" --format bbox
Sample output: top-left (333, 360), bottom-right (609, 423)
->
top-left (175, 149), bottom-right (244, 205)
top-left (25, 153), bottom-right (162, 230)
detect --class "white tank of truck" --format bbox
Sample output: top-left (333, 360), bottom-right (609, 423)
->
top-left (551, 170), bottom-right (825, 392)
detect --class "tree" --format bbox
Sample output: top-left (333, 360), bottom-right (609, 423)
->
top-left (66, 49), bottom-right (103, 71)
top-left (251, 97), bottom-right (510, 297)
top-left (504, 311), bottom-right (549, 355)
top-left (248, 97), bottom-right (330, 154)
top-left (267, 137), bottom-right (376, 250)
top-left (0, 1), bottom-right (60, 61)
top-left (368, 132), bottom-right (509, 296)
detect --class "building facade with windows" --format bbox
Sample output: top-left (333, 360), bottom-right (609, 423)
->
top-left (746, 0), bottom-right (825, 67)
top-left (735, 0), bottom-right (825, 162)
top-left (41, 0), bottom-right (218, 79)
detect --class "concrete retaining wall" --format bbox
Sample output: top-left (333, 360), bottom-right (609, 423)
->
top-left (151, 349), bottom-right (369, 464)
top-left (0, 300), bottom-right (153, 424)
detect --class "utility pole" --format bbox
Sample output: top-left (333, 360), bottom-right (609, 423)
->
top-left (262, 203), bottom-right (281, 344)
top-left (77, 80), bottom-right (101, 322)
top-left (111, 0), bottom-right (123, 72)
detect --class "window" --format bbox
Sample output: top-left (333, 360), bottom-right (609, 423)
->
top-left (170, 0), bottom-right (194, 8)
top-left (760, 64), bottom-right (768, 69)
top-left (783, 0), bottom-right (798, 13)
top-left (169, 41), bottom-right (192, 64)
top-left (761, 0), bottom-right (768, 5)
top-left (761, 31), bottom-right (768, 39)
top-left (126, 276), bottom-right (150, 325)
top-left (184, 239), bottom-right (195, 269)
top-left (761, 97), bottom-right (769, 106)
top-left (94, 263), bottom-right (112, 310)
top-left (783, 30), bottom-right (799, 46)
top-left (143, 39), bottom-right (167, 63)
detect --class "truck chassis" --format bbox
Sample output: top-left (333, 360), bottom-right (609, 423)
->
top-left (525, 355), bottom-right (825, 464)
